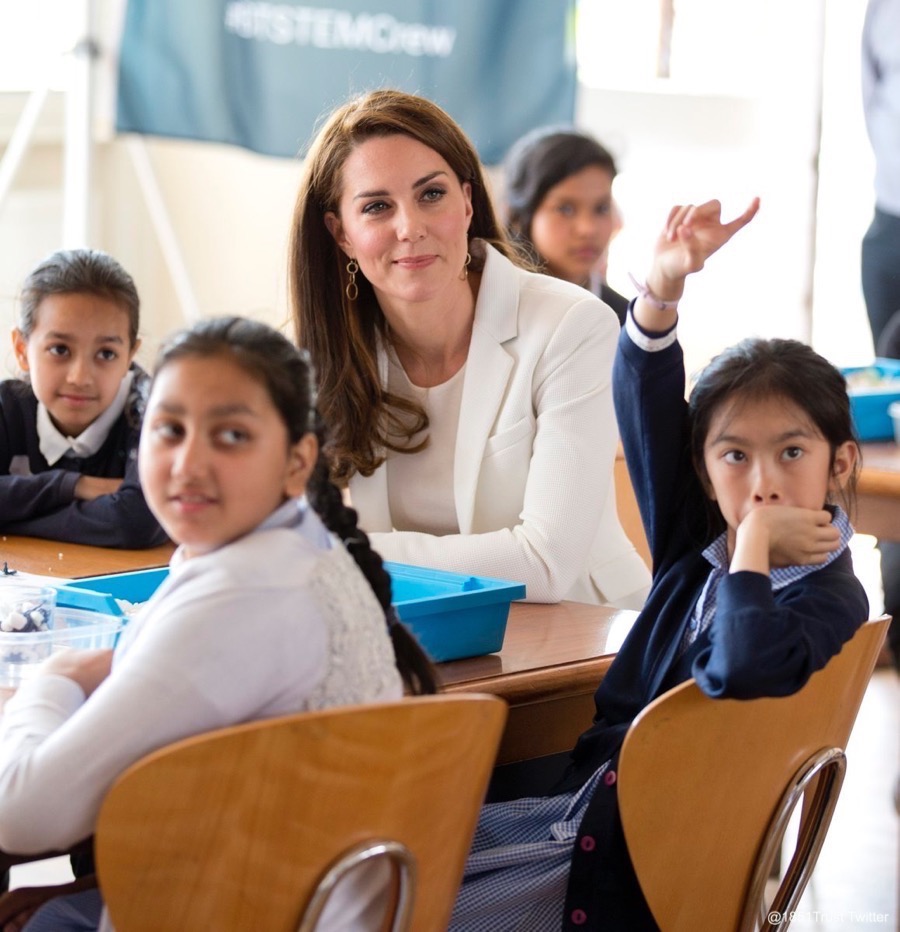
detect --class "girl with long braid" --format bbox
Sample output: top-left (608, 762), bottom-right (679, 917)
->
top-left (0, 316), bottom-right (436, 931)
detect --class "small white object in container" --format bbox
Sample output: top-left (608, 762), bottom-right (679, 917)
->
top-left (0, 596), bottom-right (123, 688)
top-left (0, 586), bottom-right (56, 633)
top-left (889, 400), bottom-right (900, 445)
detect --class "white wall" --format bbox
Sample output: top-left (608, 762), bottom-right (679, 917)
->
top-left (0, 94), bottom-right (302, 372)
top-left (812, 0), bottom-right (876, 365)
top-left (0, 0), bottom-right (877, 382)
top-left (574, 0), bottom-right (874, 382)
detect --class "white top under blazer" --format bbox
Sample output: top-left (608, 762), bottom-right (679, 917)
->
top-left (351, 240), bottom-right (651, 608)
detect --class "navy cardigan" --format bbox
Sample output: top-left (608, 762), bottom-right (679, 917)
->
top-left (0, 364), bottom-right (167, 548)
top-left (556, 325), bottom-right (868, 931)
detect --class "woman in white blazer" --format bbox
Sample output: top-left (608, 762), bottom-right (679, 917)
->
top-left (289, 90), bottom-right (650, 608)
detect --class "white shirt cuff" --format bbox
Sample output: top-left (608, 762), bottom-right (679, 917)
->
top-left (625, 307), bottom-right (678, 353)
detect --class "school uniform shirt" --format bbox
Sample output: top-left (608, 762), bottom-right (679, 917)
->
top-left (351, 240), bottom-right (651, 609)
top-left (0, 363), bottom-right (166, 547)
top-left (0, 499), bottom-right (402, 855)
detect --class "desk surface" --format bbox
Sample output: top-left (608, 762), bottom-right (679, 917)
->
top-left (440, 600), bottom-right (636, 763)
top-left (0, 536), bottom-right (176, 579)
top-left (439, 600), bottom-right (633, 703)
top-left (859, 441), bottom-right (900, 491)
top-left (0, 536), bottom-right (633, 764)
top-left (856, 442), bottom-right (900, 541)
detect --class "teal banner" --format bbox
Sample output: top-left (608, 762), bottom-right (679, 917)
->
top-left (115, 1), bottom-right (577, 164)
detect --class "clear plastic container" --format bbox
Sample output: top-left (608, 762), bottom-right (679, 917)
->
top-left (0, 584), bottom-right (56, 634)
top-left (0, 606), bottom-right (124, 688)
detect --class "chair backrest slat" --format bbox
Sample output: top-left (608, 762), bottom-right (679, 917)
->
top-left (96, 693), bottom-right (507, 932)
top-left (618, 616), bottom-right (889, 932)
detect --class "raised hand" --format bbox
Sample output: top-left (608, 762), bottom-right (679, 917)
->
top-left (652, 198), bottom-right (760, 286)
top-left (634, 197), bottom-right (759, 333)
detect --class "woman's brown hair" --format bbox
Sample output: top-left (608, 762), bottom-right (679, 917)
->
top-left (289, 88), bottom-right (516, 484)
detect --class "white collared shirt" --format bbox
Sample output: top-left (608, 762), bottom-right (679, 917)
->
top-left (37, 370), bottom-right (134, 466)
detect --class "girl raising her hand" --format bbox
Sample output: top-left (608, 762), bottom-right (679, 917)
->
top-left (450, 197), bottom-right (869, 931)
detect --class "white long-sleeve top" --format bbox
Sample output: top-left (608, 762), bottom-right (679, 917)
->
top-left (862, 0), bottom-right (900, 215)
top-left (350, 241), bottom-right (651, 608)
top-left (0, 499), bottom-right (402, 855)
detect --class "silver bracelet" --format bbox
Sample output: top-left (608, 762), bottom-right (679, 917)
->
top-left (628, 272), bottom-right (680, 311)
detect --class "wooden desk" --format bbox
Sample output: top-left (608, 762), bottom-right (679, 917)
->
top-left (0, 536), bottom-right (175, 579)
top-left (440, 601), bottom-right (637, 765)
top-left (0, 536), bottom-right (633, 766)
top-left (857, 442), bottom-right (900, 542)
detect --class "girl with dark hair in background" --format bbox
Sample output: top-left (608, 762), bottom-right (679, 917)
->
top-left (503, 127), bottom-right (628, 324)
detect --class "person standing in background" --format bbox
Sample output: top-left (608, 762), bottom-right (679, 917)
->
top-left (861, 0), bottom-right (900, 672)
top-left (861, 0), bottom-right (900, 346)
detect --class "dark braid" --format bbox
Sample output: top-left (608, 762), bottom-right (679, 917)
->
top-left (306, 438), bottom-right (437, 695)
top-left (153, 316), bottom-right (437, 695)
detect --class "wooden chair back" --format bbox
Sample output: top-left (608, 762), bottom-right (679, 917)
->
top-left (96, 693), bottom-right (507, 931)
top-left (614, 449), bottom-right (652, 568)
top-left (618, 616), bottom-right (889, 932)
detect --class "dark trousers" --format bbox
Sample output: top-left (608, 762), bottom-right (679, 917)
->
top-left (862, 206), bottom-right (900, 670)
top-left (878, 540), bottom-right (900, 671)
top-left (862, 208), bottom-right (900, 346)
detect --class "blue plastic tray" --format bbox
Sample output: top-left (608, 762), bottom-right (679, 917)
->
top-left (385, 562), bottom-right (525, 662)
top-left (55, 563), bottom-right (525, 663)
top-left (842, 358), bottom-right (900, 442)
top-left (54, 568), bottom-right (168, 616)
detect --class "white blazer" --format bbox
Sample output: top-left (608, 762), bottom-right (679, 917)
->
top-left (350, 242), bottom-right (651, 606)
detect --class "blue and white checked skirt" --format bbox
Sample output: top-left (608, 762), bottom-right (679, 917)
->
top-left (449, 761), bottom-right (610, 931)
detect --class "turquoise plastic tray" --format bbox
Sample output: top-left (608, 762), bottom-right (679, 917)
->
top-left (384, 562), bottom-right (525, 662)
top-left (842, 358), bottom-right (900, 442)
top-left (55, 562), bottom-right (525, 663)
top-left (54, 568), bottom-right (168, 616)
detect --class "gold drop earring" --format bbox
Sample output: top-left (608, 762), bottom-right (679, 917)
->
top-left (459, 251), bottom-right (472, 281)
top-left (345, 258), bottom-right (359, 301)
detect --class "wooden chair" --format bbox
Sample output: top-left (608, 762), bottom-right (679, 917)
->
top-left (614, 447), bottom-right (651, 569)
top-left (617, 616), bottom-right (890, 932)
top-left (95, 694), bottom-right (507, 931)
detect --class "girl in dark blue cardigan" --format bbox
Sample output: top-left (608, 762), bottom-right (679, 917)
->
top-left (450, 198), bottom-right (869, 931)
top-left (0, 249), bottom-right (165, 548)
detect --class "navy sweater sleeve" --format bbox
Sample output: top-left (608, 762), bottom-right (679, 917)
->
top-left (0, 470), bottom-right (81, 523)
top-left (612, 323), bottom-right (713, 570)
top-left (1, 449), bottom-right (167, 548)
top-left (0, 380), bottom-right (80, 520)
top-left (692, 551), bottom-right (869, 699)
